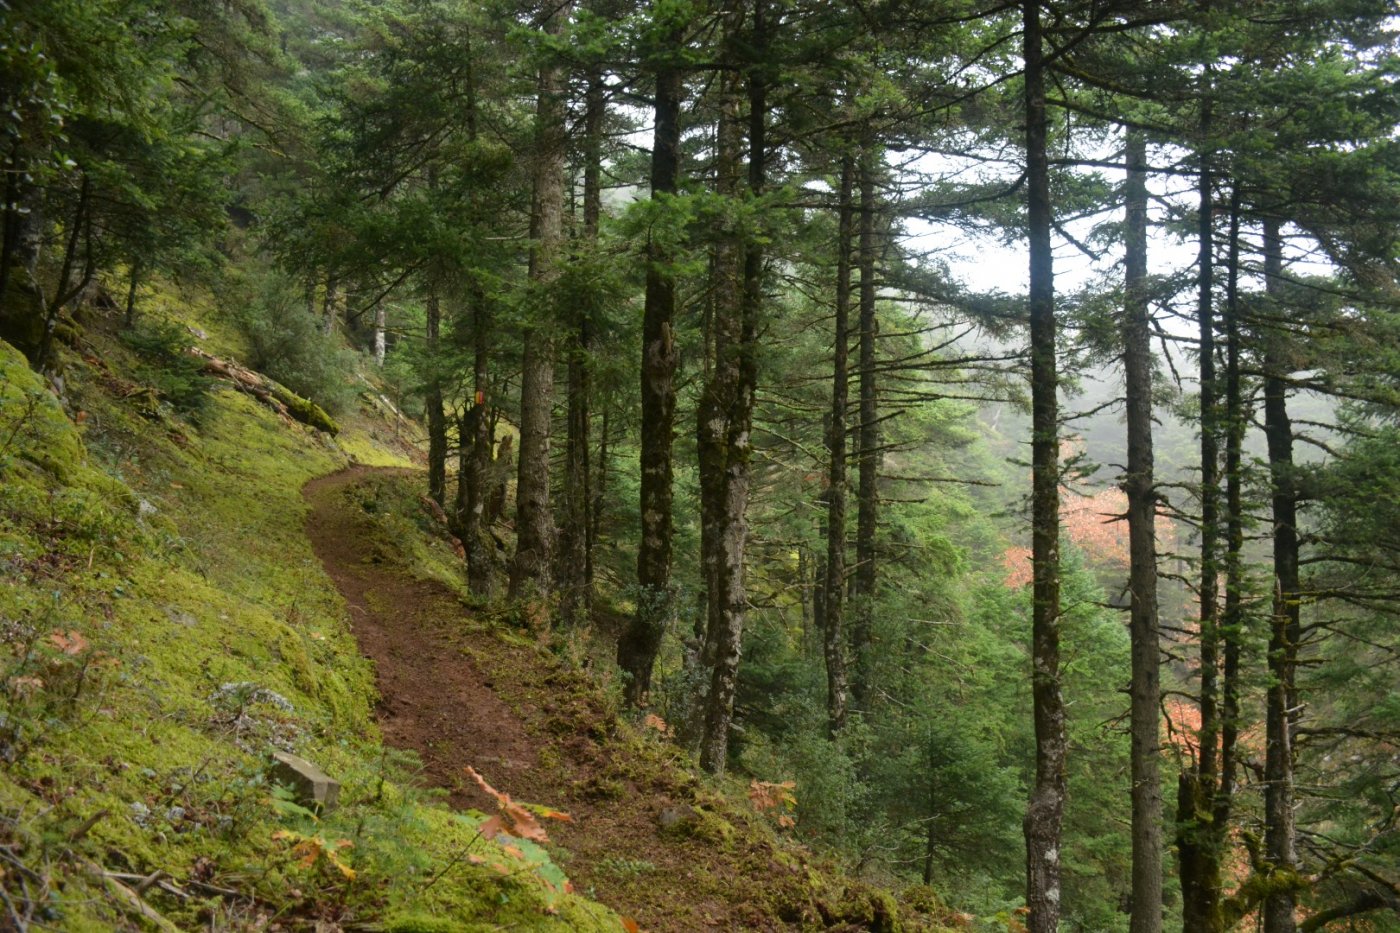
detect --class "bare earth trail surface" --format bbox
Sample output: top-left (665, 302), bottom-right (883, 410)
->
top-left (302, 466), bottom-right (883, 932)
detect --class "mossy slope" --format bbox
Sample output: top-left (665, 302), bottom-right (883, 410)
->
top-left (0, 285), bottom-right (621, 930)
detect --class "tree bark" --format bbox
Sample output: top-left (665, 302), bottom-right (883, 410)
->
top-left (459, 288), bottom-right (495, 595)
top-left (124, 260), bottom-right (143, 329)
top-left (37, 171), bottom-right (92, 374)
top-left (822, 154), bottom-right (855, 736)
top-left (621, 34), bottom-right (683, 703)
top-left (1122, 130), bottom-right (1162, 933)
top-left (1211, 184), bottom-right (1247, 932)
top-left (849, 143), bottom-right (879, 711)
top-left (0, 139), bottom-right (22, 304)
top-left (698, 0), bottom-right (764, 776)
top-left (508, 1), bottom-right (570, 605)
top-left (372, 303), bottom-right (387, 366)
top-left (560, 71), bottom-right (605, 628)
top-left (323, 273), bottom-right (339, 335)
top-left (1021, 5), bottom-right (1067, 931)
top-left (426, 286), bottom-right (447, 508)
top-left (1261, 216), bottom-right (1300, 933)
top-left (1179, 98), bottom-right (1224, 932)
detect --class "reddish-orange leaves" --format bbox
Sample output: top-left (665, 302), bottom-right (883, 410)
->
top-left (464, 765), bottom-right (572, 844)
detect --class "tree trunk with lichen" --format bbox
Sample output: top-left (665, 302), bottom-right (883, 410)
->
top-left (822, 154), bottom-right (854, 737)
top-left (425, 287), bottom-right (446, 508)
top-left (458, 285), bottom-right (494, 596)
top-left (620, 36), bottom-right (682, 704)
top-left (508, 2), bottom-right (569, 607)
top-left (698, 0), bottom-right (764, 776)
top-left (849, 143), bottom-right (879, 712)
top-left (1022, 5), bottom-right (1066, 930)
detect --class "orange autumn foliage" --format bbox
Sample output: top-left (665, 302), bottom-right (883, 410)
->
top-left (1001, 485), bottom-right (1175, 588)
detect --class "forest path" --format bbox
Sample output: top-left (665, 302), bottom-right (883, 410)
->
top-left (302, 466), bottom-right (764, 932)
top-left (303, 465), bottom-right (541, 812)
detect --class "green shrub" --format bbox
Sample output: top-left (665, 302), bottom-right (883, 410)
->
top-left (122, 319), bottom-right (213, 414)
top-left (226, 271), bottom-right (357, 414)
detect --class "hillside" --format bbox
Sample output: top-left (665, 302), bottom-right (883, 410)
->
top-left (0, 289), bottom-right (959, 931)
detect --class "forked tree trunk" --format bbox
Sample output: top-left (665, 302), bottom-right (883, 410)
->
top-left (1021, 5), bottom-right (1067, 930)
top-left (1261, 217), bottom-right (1300, 933)
top-left (621, 34), bottom-right (683, 703)
top-left (1122, 130), bottom-right (1162, 933)
top-left (822, 154), bottom-right (855, 736)
top-left (509, 1), bottom-right (570, 605)
top-left (37, 172), bottom-right (92, 374)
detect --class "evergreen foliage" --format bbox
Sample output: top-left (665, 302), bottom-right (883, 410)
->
top-left (1, 0), bottom-right (1398, 928)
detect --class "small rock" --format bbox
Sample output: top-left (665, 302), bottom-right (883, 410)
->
top-left (163, 606), bottom-right (197, 627)
top-left (130, 801), bottom-right (151, 827)
top-left (657, 804), bottom-right (699, 835)
top-left (270, 751), bottom-right (340, 814)
top-left (137, 499), bottom-right (158, 519)
top-left (211, 682), bottom-right (294, 713)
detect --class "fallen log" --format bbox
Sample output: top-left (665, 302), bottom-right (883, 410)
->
top-left (189, 348), bottom-right (338, 435)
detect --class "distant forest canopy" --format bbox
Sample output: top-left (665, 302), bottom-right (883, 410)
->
top-left (2, 0), bottom-right (1399, 930)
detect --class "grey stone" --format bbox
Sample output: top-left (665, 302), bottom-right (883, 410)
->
top-left (657, 805), bottom-right (699, 834)
top-left (163, 606), bottom-right (197, 627)
top-left (270, 751), bottom-right (339, 814)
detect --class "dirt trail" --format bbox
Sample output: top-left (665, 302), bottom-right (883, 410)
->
top-left (304, 465), bottom-right (539, 812)
top-left (301, 466), bottom-right (775, 932)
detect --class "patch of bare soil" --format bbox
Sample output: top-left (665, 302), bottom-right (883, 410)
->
top-left (303, 466), bottom-right (929, 933)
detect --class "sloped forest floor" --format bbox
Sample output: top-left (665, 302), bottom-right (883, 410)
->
top-left (303, 467), bottom-right (954, 932)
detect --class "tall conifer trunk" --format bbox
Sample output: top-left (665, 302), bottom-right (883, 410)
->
top-left (1180, 95), bottom-right (1226, 928)
top-left (509, 1), bottom-right (570, 605)
top-left (1122, 131), bottom-right (1162, 933)
top-left (1216, 184), bottom-right (1244, 870)
top-left (455, 50), bottom-right (494, 597)
top-left (560, 71), bottom-right (604, 627)
top-left (1261, 217), bottom-right (1300, 933)
top-left (850, 143), bottom-right (879, 710)
top-left (620, 29), bottom-right (683, 704)
top-left (698, 0), bottom-right (764, 775)
top-left (822, 154), bottom-right (854, 736)
top-left (1022, 5), bottom-right (1066, 929)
